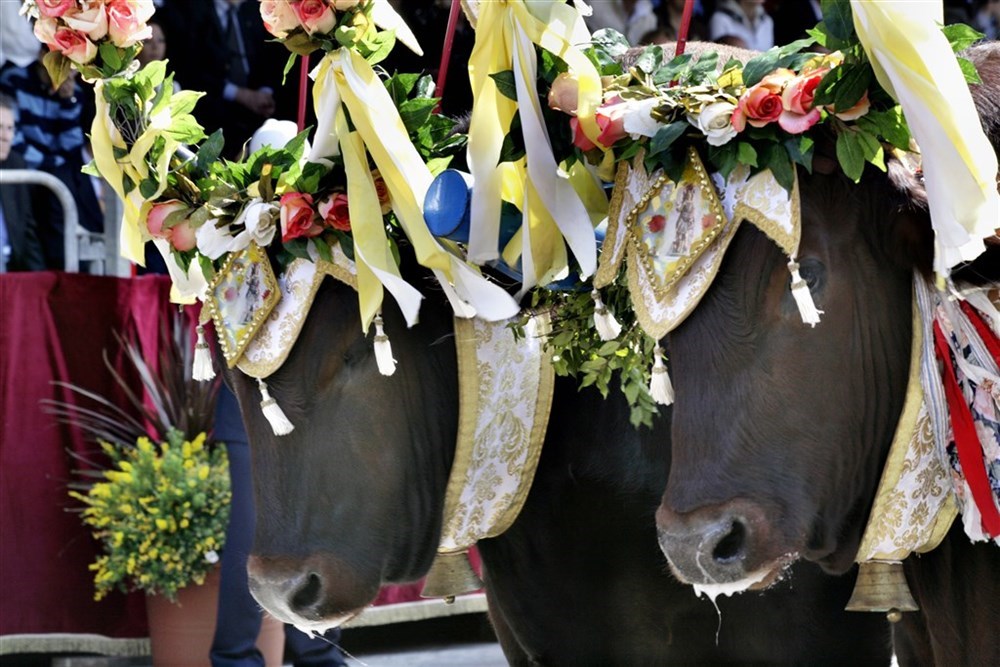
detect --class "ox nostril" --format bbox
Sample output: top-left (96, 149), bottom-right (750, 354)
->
top-left (712, 519), bottom-right (747, 564)
top-left (290, 572), bottom-right (323, 614)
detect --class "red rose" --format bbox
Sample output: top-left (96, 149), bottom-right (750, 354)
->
top-left (280, 192), bottom-right (323, 242)
top-left (317, 193), bottom-right (351, 232)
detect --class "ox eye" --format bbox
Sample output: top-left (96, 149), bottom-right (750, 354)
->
top-left (796, 258), bottom-right (826, 292)
top-left (342, 335), bottom-right (371, 366)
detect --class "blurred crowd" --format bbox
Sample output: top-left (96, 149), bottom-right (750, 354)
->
top-left (1, 0), bottom-right (997, 274)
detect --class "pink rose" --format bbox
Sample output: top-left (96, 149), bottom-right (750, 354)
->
top-left (570, 117), bottom-right (597, 152)
top-left (33, 17), bottom-right (59, 49)
top-left (170, 220), bottom-right (197, 252)
top-left (736, 84), bottom-right (783, 129)
top-left (317, 193), bottom-right (351, 232)
top-left (36, 0), bottom-right (76, 19)
top-left (280, 192), bottom-right (323, 242)
top-left (63, 4), bottom-right (110, 42)
top-left (106, 0), bottom-right (155, 48)
top-left (547, 72), bottom-right (580, 115)
top-left (146, 200), bottom-right (188, 239)
top-left (293, 0), bottom-right (336, 35)
top-left (780, 71), bottom-right (823, 115)
top-left (830, 92), bottom-right (871, 121)
top-left (594, 98), bottom-right (628, 148)
top-left (260, 0), bottom-right (300, 39)
top-left (333, 0), bottom-right (361, 9)
top-left (51, 28), bottom-right (98, 65)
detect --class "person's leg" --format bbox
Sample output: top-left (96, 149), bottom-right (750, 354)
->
top-left (210, 386), bottom-right (265, 667)
top-left (284, 626), bottom-right (348, 667)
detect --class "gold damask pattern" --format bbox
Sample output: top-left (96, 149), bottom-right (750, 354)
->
top-left (733, 168), bottom-right (801, 258)
top-left (856, 278), bottom-right (957, 562)
top-left (437, 314), bottom-right (555, 553)
top-left (237, 245), bottom-right (359, 379)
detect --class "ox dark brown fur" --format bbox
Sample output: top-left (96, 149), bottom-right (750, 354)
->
top-left (656, 42), bottom-right (1000, 666)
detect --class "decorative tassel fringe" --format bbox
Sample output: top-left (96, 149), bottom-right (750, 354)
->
top-left (591, 289), bottom-right (622, 341)
top-left (258, 378), bottom-right (294, 436)
top-left (192, 324), bottom-right (216, 382)
top-left (649, 346), bottom-right (674, 406)
top-left (373, 314), bottom-right (397, 376)
top-left (788, 260), bottom-right (823, 327)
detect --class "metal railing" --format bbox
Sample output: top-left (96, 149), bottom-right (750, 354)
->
top-left (0, 168), bottom-right (124, 275)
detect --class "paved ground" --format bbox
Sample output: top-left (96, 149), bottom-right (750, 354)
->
top-left (344, 642), bottom-right (506, 667)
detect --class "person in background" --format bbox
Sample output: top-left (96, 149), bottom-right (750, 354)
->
top-left (162, 0), bottom-right (286, 159)
top-left (0, 50), bottom-right (103, 269)
top-left (0, 1), bottom-right (40, 74)
top-left (586, 0), bottom-right (660, 46)
top-left (650, 0), bottom-right (709, 43)
top-left (974, 0), bottom-right (1000, 39)
top-left (773, 0), bottom-right (822, 45)
top-left (709, 0), bottom-right (774, 51)
top-left (0, 93), bottom-right (45, 272)
top-left (210, 120), bottom-right (346, 667)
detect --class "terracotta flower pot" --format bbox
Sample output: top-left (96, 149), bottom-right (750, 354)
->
top-left (146, 568), bottom-right (284, 666)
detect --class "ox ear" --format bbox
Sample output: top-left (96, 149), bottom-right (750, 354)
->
top-left (880, 153), bottom-right (935, 276)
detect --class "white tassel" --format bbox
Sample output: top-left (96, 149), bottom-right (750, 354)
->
top-left (591, 289), bottom-right (622, 341)
top-left (373, 314), bottom-right (397, 376)
top-left (788, 260), bottom-right (823, 327)
top-left (192, 324), bottom-right (216, 381)
top-left (257, 378), bottom-right (294, 436)
top-left (649, 346), bottom-right (674, 406)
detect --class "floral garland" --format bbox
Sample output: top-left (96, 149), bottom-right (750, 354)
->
top-left (23, 0), bottom-right (993, 430)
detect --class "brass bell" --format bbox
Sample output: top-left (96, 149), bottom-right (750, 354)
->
top-left (845, 561), bottom-right (919, 622)
top-left (420, 551), bottom-right (483, 602)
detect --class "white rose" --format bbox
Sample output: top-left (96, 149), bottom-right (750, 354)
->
top-left (237, 199), bottom-right (279, 247)
top-left (622, 97), bottom-right (662, 139)
top-left (196, 218), bottom-right (249, 260)
top-left (688, 101), bottom-right (738, 146)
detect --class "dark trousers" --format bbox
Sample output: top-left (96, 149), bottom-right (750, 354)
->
top-left (211, 387), bottom-right (347, 667)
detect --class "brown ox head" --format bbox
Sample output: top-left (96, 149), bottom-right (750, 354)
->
top-left (225, 261), bottom-right (459, 634)
top-left (656, 42), bottom-right (1000, 587)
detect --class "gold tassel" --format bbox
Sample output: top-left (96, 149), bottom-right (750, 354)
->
top-left (257, 378), bottom-right (294, 436)
top-left (373, 313), bottom-right (397, 376)
top-left (591, 289), bottom-right (622, 341)
top-left (192, 324), bottom-right (216, 382)
top-left (649, 346), bottom-right (674, 406)
top-left (788, 260), bottom-right (823, 327)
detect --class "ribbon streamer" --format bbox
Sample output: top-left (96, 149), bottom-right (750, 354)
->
top-left (851, 0), bottom-right (1000, 277)
top-left (466, 0), bottom-right (606, 287)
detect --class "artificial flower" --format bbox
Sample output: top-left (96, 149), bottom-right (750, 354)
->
top-left (196, 219), bottom-right (250, 260)
top-left (236, 199), bottom-right (279, 247)
top-left (732, 84), bottom-right (783, 131)
top-left (371, 171), bottom-right (392, 215)
top-left (106, 0), bottom-right (154, 48)
top-left (260, 0), bottom-right (300, 39)
top-left (548, 72), bottom-right (580, 115)
top-left (293, 0), bottom-right (337, 35)
top-left (830, 92), bottom-right (871, 121)
top-left (689, 101), bottom-right (738, 146)
top-left (146, 200), bottom-right (188, 239)
top-left (280, 192), bottom-right (323, 242)
top-left (35, 0), bottom-right (75, 19)
top-left (621, 97), bottom-right (662, 139)
top-left (62, 4), bottom-right (110, 42)
top-left (318, 193), bottom-right (352, 232)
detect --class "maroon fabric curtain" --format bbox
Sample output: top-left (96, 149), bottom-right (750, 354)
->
top-left (0, 272), bottom-right (174, 637)
top-left (0, 272), bottom-right (477, 638)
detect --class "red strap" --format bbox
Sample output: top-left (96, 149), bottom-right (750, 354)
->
top-left (959, 300), bottom-right (1000, 366)
top-left (674, 0), bottom-right (696, 58)
top-left (933, 321), bottom-right (1000, 537)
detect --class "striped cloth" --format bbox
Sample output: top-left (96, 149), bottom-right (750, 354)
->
top-left (0, 63), bottom-right (85, 171)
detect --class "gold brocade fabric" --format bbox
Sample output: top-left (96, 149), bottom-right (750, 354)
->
top-left (237, 246), bottom-right (358, 379)
top-left (598, 150), bottom-right (802, 338)
top-left (856, 276), bottom-right (958, 562)
top-left (437, 313), bottom-right (555, 554)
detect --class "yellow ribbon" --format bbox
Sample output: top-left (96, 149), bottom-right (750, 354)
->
top-left (466, 0), bottom-right (607, 289)
top-left (91, 79), bottom-right (179, 266)
top-left (851, 0), bottom-right (999, 277)
top-left (336, 109), bottom-right (422, 330)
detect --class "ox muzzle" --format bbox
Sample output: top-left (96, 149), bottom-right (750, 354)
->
top-left (247, 553), bottom-right (380, 632)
